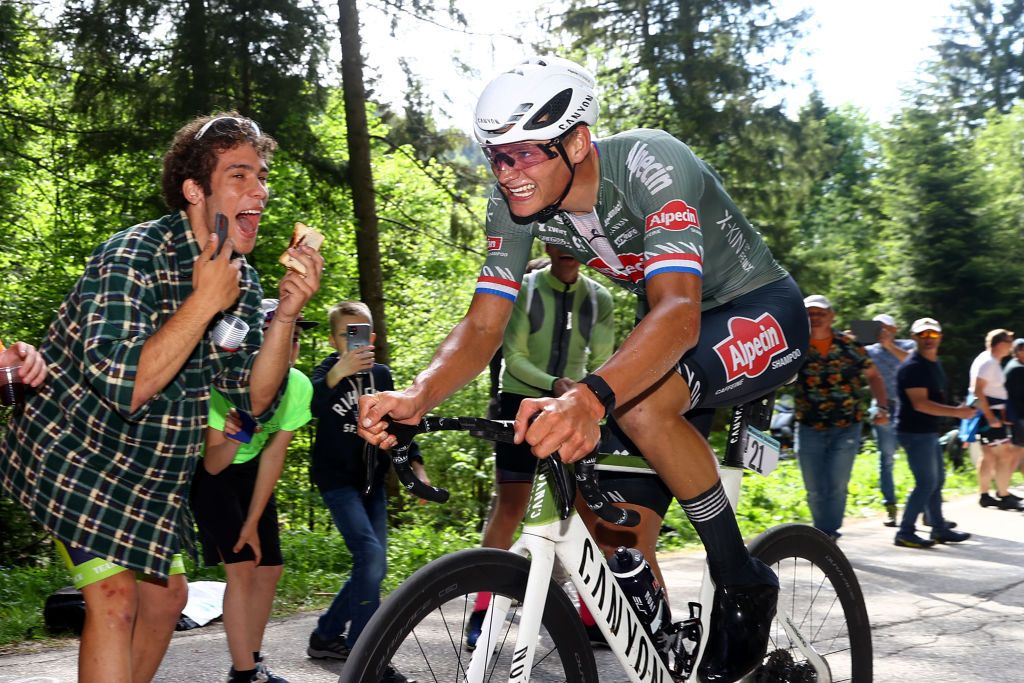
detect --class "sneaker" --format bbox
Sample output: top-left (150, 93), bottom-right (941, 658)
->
top-left (382, 664), bottom-right (416, 683)
top-left (464, 609), bottom-right (486, 651)
top-left (253, 655), bottom-right (288, 683)
top-left (306, 631), bottom-right (350, 660)
top-left (930, 528), bottom-right (971, 543)
top-left (997, 493), bottom-right (1024, 510)
top-left (227, 667), bottom-right (269, 683)
top-left (980, 493), bottom-right (1000, 508)
top-left (922, 513), bottom-right (957, 529)
top-left (894, 532), bottom-right (936, 548)
top-left (884, 504), bottom-right (897, 527)
top-left (585, 623), bottom-right (610, 649)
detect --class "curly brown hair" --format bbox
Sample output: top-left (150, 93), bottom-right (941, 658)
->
top-left (161, 112), bottom-right (278, 211)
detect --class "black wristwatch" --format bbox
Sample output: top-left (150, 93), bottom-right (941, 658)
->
top-left (579, 374), bottom-right (616, 418)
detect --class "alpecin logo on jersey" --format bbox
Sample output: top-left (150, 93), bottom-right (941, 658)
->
top-left (487, 236), bottom-right (503, 251)
top-left (645, 200), bottom-right (700, 233)
top-left (713, 314), bottom-right (789, 382)
top-left (586, 253), bottom-right (645, 284)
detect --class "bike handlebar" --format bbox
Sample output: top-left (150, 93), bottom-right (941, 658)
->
top-left (375, 416), bottom-right (639, 527)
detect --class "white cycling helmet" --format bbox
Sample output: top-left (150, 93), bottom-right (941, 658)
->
top-left (474, 56), bottom-right (599, 146)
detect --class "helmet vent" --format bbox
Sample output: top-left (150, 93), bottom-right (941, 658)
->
top-left (524, 88), bottom-right (572, 131)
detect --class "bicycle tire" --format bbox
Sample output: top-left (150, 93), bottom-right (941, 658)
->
top-left (748, 523), bottom-right (873, 683)
top-left (340, 548), bottom-right (599, 683)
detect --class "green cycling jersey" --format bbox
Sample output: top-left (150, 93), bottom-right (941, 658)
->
top-left (501, 266), bottom-right (614, 398)
top-left (475, 129), bottom-right (787, 312)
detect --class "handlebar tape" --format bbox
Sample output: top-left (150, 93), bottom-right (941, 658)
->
top-left (382, 419), bottom-right (451, 503)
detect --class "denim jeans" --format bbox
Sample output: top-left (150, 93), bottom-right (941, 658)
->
top-left (896, 432), bottom-right (946, 535)
top-left (873, 420), bottom-right (898, 506)
top-left (795, 423), bottom-right (862, 537)
top-left (315, 485), bottom-right (388, 646)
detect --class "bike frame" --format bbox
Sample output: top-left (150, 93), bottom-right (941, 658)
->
top-left (467, 428), bottom-right (830, 682)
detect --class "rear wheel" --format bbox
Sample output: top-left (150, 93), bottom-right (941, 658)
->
top-left (340, 548), bottom-right (598, 683)
top-left (749, 524), bottom-right (872, 682)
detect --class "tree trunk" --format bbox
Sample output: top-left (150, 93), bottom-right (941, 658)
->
top-left (181, 0), bottom-right (211, 117)
top-left (337, 0), bottom-right (388, 363)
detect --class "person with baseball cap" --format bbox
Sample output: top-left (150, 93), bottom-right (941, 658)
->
top-left (864, 314), bottom-right (916, 526)
top-left (191, 298), bottom-right (318, 683)
top-left (794, 295), bottom-right (888, 541)
top-left (892, 318), bottom-right (974, 547)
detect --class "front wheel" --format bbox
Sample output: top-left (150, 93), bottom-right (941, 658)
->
top-left (748, 524), bottom-right (872, 682)
top-left (340, 548), bottom-right (598, 683)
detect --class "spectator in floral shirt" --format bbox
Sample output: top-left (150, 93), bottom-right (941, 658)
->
top-left (795, 295), bottom-right (888, 540)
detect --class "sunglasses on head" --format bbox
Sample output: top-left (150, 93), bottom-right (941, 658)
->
top-left (916, 330), bottom-right (941, 339)
top-left (194, 116), bottom-right (261, 141)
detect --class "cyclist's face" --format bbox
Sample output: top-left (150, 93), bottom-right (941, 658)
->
top-left (487, 140), bottom-right (570, 218)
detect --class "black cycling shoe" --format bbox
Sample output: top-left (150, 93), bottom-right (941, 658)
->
top-left (696, 582), bottom-right (778, 683)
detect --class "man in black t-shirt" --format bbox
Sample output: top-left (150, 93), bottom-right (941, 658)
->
top-left (894, 318), bottom-right (976, 548)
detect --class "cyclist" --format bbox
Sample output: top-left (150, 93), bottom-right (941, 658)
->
top-left (359, 56), bottom-right (808, 683)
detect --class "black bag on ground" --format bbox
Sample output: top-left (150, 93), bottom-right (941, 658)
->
top-left (44, 585), bottom-right (85, 635)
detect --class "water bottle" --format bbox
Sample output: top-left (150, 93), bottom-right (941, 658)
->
top-left (608, 546), bottom-right (671, 640)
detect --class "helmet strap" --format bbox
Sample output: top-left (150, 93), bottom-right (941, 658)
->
top-left (506, 141), bottom-right (576, 225)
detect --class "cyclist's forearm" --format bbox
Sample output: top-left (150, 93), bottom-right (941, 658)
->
top-left (410, 299), bottom-right (509, 411)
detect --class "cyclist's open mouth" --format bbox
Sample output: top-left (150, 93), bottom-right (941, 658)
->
top-left (504, 183), bottom-right (536, 200)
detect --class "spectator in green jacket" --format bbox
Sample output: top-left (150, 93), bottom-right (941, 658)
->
top-left (466, 243), bottom-right (614, 647)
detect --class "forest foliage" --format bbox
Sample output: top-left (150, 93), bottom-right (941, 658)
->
top-left (2, 0), bottom-right (1024, 577)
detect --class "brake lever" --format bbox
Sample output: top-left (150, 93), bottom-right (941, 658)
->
top-left (575, 452), bottom-right (640, 527)
top-left (543, 452), bottom-right (576, 520)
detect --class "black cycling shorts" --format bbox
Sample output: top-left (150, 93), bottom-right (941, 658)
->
top-left (191, 456), bottom-right (284, 567)
top-left (494, 392), bottom-right (541, 484)
top-left (495, 398), bottom-right (670, 514)
top-left (672, 276), bottom-right (809, 410)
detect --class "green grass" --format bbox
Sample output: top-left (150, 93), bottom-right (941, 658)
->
top-left (0, 440), bottom-right (1013, 649)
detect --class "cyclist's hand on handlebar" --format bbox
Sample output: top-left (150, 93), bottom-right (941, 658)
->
top-left (515, 388), bottom-right (603, 463)
top-left (357, 391), bottom-right (421, 450)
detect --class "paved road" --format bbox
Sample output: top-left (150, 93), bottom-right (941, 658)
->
top-left (1, 493), bottom-right (1021, 682)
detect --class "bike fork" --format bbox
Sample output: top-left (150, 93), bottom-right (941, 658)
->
top-left (466, 535), bottom-right (556, 683)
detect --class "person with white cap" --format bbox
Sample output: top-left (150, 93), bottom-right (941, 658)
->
top-left (864, 314), bottom-right (916, 526)
top-left (794, 294), bottom-right (888, 541)
top-left (892, 317), bottom-right (974, 547)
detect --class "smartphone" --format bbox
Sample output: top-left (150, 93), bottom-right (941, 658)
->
top-left (347, 323), bottom-right (372, 375)
top-left (848, 320), bottom-right (881, 345)
top-left (212, 212), bottom-right (229, 259)
top-left (227, 411), bottom-right (259, 444)
top-left (347, 323), bottom-right (371, 350)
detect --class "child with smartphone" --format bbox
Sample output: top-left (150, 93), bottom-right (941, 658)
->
top-left (305, 301), bottom-right (423, 683)
top-left (191, 298), bottom-right (318, 683)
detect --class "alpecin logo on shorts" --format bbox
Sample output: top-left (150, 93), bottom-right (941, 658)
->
top-left (713, 313), bottom-right (789, 382)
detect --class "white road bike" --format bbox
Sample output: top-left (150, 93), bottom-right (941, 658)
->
top-left (341, 395), bottom-right (872, 683)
